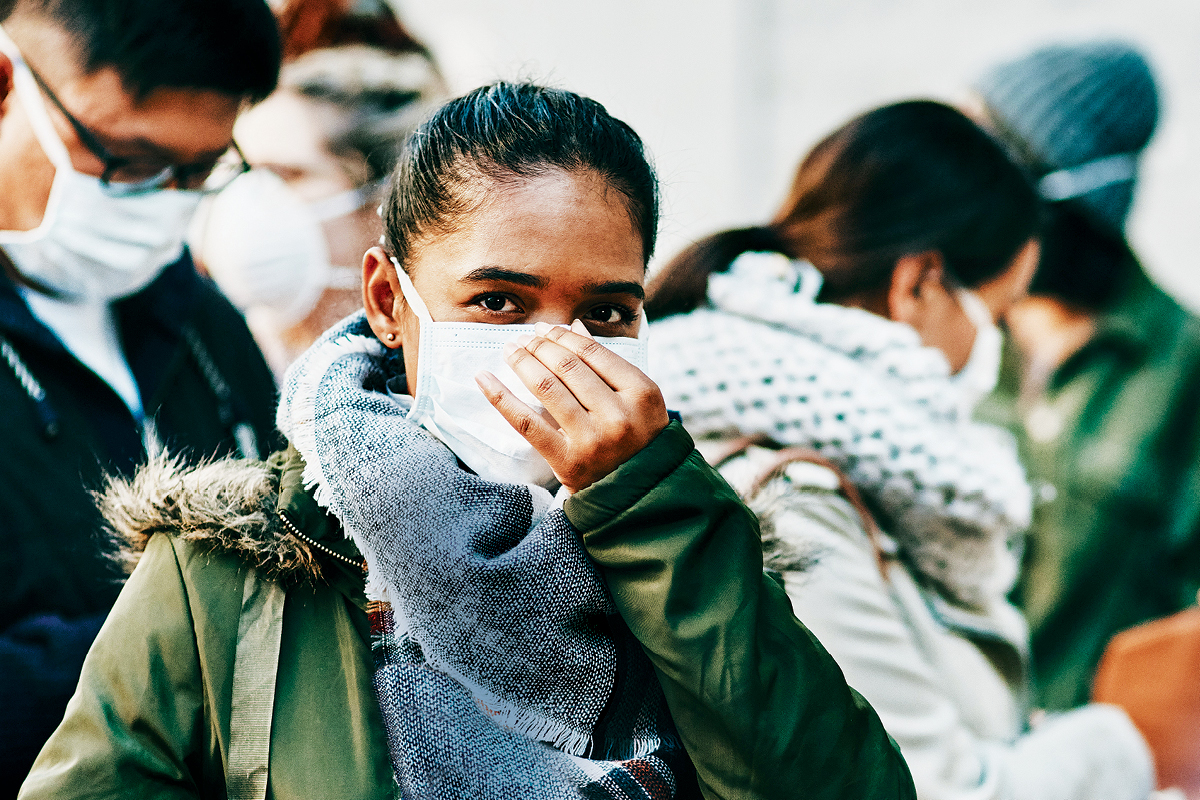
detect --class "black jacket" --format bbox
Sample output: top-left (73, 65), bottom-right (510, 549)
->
top-left (0, 251), bottom-right (280, 794)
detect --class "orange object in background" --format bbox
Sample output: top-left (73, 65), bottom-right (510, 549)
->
top-left (1093, 606), bottom-right (1200, 798)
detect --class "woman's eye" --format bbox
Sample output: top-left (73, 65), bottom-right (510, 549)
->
top-left (586, 305), bottom-right (629, 324)
top-left (478, 294), bottom-right (518, 313)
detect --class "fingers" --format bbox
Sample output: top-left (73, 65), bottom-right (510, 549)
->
top-left (500, 339), bottom-right (590, 429)
top-left (512, 332), bottom-right (615, 413)
top-left (475, 371), bottom-right (565, 456)
top-left (482, 320), bottom-right (669, 493)
top-left (532, 321), bottom-right (647, 391)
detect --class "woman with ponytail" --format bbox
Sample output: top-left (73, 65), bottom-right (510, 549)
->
top-left (647, 100), bottom-right (1159, 800)
top-left (22, 82), bottom-right (915, 800)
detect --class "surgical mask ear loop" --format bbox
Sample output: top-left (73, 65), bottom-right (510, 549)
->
top-left (392, 257), bottom-right (433, 323)
top-left (0, 25), bottom-right (73, 171)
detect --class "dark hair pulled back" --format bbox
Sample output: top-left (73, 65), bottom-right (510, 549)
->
top-left (383, 81), bottom-right (659, 270)
top-left (1027, 203), bottom-right (1135, 310)
top-left (646, 100), bottom-right (1040, 320)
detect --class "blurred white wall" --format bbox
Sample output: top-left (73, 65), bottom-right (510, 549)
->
top-left (392, 0), bottom-right (1200, 309)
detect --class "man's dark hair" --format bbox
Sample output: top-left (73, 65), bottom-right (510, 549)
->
top-left (6, 0), bottom-right (281, 101)
top-left (383, 81), bottom-right (659, 270)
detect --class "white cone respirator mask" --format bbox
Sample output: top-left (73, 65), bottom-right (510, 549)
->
top-left (189, 169), bottom-right (364, 325)
top-left (0, 26), bottom-right (203, 303)
top-left (394, 262), bottom-right (650, 488)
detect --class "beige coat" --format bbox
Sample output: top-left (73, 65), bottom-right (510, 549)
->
top-left (717, 446), bottom-right (1155, 800)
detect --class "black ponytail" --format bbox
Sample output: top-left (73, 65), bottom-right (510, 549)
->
top-left (383, 81), bottom-right (659, 271)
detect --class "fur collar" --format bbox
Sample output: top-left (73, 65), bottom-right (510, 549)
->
top-left (99, 450), bottom-right (335, 584)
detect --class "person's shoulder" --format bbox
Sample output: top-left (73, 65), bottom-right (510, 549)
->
top-left (99, 452), bottom-right (330, 587)
top-left (1131, 281), bottom-right (1200, 380)
top-left (717, 446), bottom-right (878, 571)
top-left (1116, 269), bottom-right (1200, 346)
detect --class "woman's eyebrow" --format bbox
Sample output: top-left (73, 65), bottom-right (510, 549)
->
top-left (585, 280), bottom-right (645, 299)
top-left (461, 266), bottom-right (547, 288)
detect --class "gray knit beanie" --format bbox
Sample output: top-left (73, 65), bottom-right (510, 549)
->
top-left (975, 40), bottom-right (1159, 235)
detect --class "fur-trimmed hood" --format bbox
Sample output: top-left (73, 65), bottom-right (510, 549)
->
top-left (98, 451), bottom-right (341, 584)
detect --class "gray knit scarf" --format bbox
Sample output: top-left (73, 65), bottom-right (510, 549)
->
top-left (277, 313), bottom-right (689, 799)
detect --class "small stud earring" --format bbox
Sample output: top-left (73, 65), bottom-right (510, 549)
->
top-left (386, 333), bottom-right (396, 342)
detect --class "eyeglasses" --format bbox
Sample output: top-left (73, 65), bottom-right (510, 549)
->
top-left (24, 60), bottom-right (250, 197)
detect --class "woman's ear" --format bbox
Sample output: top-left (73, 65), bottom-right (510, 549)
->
top-left (887, 251), bottom-right (945, 325)
top-left (0, 54), bottom-right (14, 116)
top-left (362, 246), bottom-right (405, 349)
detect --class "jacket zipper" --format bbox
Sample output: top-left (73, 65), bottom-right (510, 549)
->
top-left (277, 511), bottom-right (367, 573)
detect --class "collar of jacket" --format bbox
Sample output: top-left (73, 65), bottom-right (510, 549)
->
top-left (1051, 264), bottom-right (1173, 388)
top-left (101, 445), bottom-right (367, 599)
top-left (274, 444), bottom-right (370, 597)
top-left (0, 249), bottom-right (205, 350)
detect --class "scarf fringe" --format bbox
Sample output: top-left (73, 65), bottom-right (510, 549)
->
top-left (372, 599), bottom-right (662, 762)
top-left (479, 705), bottom-right (665, 761)
top-left (373, 598), bottom-right (670, 761)
top-left (410, 624), bottom-right (663, 760)
top-left (277, 320), bottom-right (386, 514)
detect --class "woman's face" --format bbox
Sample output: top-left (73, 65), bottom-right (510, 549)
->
top-left (363, 168), bottom-right (647, 394)
top-left (888, 238), bottom-right (1039, 373)
top-left (974, 237), bottom-right (1041, 322)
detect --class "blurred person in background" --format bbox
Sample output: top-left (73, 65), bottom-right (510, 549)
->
top-left (972, 41), bottom-right (1200, 712)
top-left (0, 0), bottom-right (282, 791)
top-left (189, 0), bottom-right (444, 377)
top-left (646, 100), bottom-right (1161, 799)
top-left (21, 81), bottom-right (915, 800)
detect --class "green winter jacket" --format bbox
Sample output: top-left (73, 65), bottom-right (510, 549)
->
top-left (20, 423), bottom-right (914, 800)
top-left (979, 266), bottom-right (1200, 710)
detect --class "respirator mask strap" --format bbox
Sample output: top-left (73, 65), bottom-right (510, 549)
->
top-left (309, 182), bottom-right (382, 223)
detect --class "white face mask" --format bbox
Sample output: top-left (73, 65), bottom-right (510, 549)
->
top-left (0, 27), bottom-right (203, 303)
top-left (952, 289), bottom-right (1004, 416)
top-left (395, 262), bottom-right (649, 488)
top-left (189, 170), bottom-right (363, 325)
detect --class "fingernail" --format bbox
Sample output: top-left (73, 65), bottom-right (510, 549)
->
top-left (503, 341), bottom-right (519, 357)
top-left (475, 371), bottom-right (502, 392)
top-left (572, 319), bottom-right (595, 339)
top-left (514, 333), bottom-right (534, 347)
top-left (533, 321), bottom-right (554, 336)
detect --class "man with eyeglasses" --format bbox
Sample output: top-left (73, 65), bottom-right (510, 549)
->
top-left (0, 0), bottom-right (283, 790)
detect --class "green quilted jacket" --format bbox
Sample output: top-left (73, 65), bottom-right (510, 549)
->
top-left (20, 423), bottom-right (913, 800)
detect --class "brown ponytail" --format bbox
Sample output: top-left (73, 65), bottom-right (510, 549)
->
top-left (649, 101), bottom-right (1040, 318)
top-left (644, 226), bottom-right (786, 321)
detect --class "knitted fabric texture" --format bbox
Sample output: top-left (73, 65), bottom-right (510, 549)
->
top-left (277, 313), bottom-right (685, 798)
top-left (976, 40), bottom-right (1159, 232)
top-left (649, 253), bottom-right (1032, 608)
